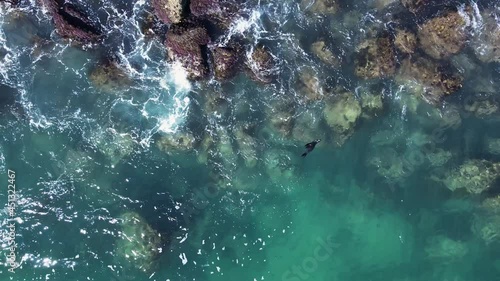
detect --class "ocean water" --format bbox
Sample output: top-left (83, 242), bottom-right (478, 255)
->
top-left (1, 0), bottom-right (500, 280)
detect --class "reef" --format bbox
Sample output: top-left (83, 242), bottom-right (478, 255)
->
top-left (354, 35), bottom-right (397, 79)
top-left (323, 91), bottom-right (362, 146)
top-left (435, 159), bottom-right (500, 194)
top-left (115, 212), bottom-right (163, 273)
top-left (37, 0), bottom-right (102, 46)
top-left (395, 56), bottom-right (463, 105)
top-left (165, 22), bottom-right (211, 80)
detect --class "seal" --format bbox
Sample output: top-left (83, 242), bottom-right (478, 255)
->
top-left (301, 139), bottom-right (321, 157)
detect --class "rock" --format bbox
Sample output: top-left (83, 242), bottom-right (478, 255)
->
top-left (292, 110), bottom-right (327, 144)
top-left (354, 35), bottom-right (397, 79)
top-left (91, 128), bottom-right (135, 166)
top-left (38, 0), bottom-right (101, 45)
top-left (464, 94), bottom-right (499, 117)
top-left (418, 10), bottom-right (472, 60)
top-left (471, 10), bottom-right (500, 63)
top-left (234, 125), bottom-right (258, 168)
top-left (371, 0), bottom-right (398, 10)
top-left (472, 214), bottom-right (500, 245)
top-left (264, 148), bottom-right (297, 184)
top-left (426, 148), bottom-right (452, 167)
top-left (358, 86), bottom-right (384, 119)
top-left (311, 40), bottom-right (339, 66)
top-left (165, 22), bottom-right (210, 80)
top-left (89, 60), bottom-right (133, 93)
top-left (300, 0), bottom-right (339, 16)
top-left (267, 100), bottom-right (295, 138)
top-left (394, 28), bottom-right (417, 55)
top-left (295, 68), bottom-right (324, 103)
top-left (323, 91), bottom-right (362, 145)
top-left (480, 196), bottom-right (500, 215)
top-left (438, 159), bottom-right (500, 194)
top-left (116, 212), bottom-right (162, 273)
top-left (368, 147), bottom-right (409, 183)
top-left (485, 138), bottom-right (500, 155)
top-left (190, 0), bottom-right (241, 29)
top-left (152, 0), bottom-right (187, 24)
top-left (211, 44), bottom-right (242, 80)
top-left (246, 43), bottom-right (277, 84)
top-left (425, 235), bottom-right (468, 261)
top-left (395, 56), bottom-right (463, 105)
top-left (400, 0), bottom-right (437, 14)
top-left (156, 131), bottom-right (196, 153)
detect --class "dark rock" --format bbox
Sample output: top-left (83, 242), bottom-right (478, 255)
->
top-left (38, 0), bottom-right (101, 45)
top-left (190, 0), bottom-right (242, 29)
top-left (152, 0), bottom-right (187, 24)
top-left (210, 43), bottom-right (243, 80)
top-left (165, 21), bottom-right (211, 80)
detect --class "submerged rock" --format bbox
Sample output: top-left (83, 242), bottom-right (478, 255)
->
top-left (157, 131), bottom-right (196, 153)
top-left (165, 22), bottom-right (210, 80)
top-left (152, 0), bottom-right (187, 24)
top-left (400, 0), bottom-right (438, 14)
top-left (464, 93), bottom-right (499, 117)
top-left (234, 125), bottom-right (258, 168)
top-left (394, 28), bottom-right (417, 55)
top-left (311, 40), bottom-right (339, 66)
top-left (264, 148), bottom-right (297, 184)
top-left (426, 148), bottom-right (452, 167)
top-left (438, 159), bottom-right (500, 194)
top-left (89, 60), bottom-right (133, 93)
top-left (425, 235), bottom-right (468, 261)
top-left (267, 100), bottom-right (295, 138)
top-left (295, 68), bottom-right (324, 103)
top-left (485, 138), bottom-right (500, 155)
top-left (292, 110), bottom-right (327, 144)
top-left (395, 56), bottom-right (463, 105)
top-left (472, 214), bottom-right (500, 245)
top-left (323, 91), bottom-right (362, 145)
top-left (38, 0), bottom-right (101, 45)
top-left (91, 129), bottom-right (134, 166)
top-left (418, 10), bottom-right (472, 60)
top-left (300, 0), bottom-right (339, 16)
top-left (246, 43), bottom-right (277, 84)
top-left (116, 212), bottom-right (162, 273)
top-left (354, 35), bottom-right (397, 79)
top-left (368, 147), bottom-right (409, 183)
top-left (471, 10), bottom-right (500, 63)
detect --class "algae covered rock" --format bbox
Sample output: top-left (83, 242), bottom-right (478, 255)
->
top-left (354, 35), bottom-right (397, 79)
top-left (311, 40), bottom-right (339, 66)
top-left (115, 212), bottom-right (162, 273)
top-left (394, 28), bottom-right (417, 55)
top-left (89, 60), bottom-right (133, 93)
top-left (396, 56), bottom-right (463, 105)
top-left (152, 0), bottom-right (187, 24)
top-left (425, 235), bottom-right (468, 261)
top-left (426, 148), bottom-right (452, 167)
top-left (323, 91), bottom-right (362, 145)
top-left (165, 22), bottom-right (210, 80)
top-left (246, 43), bottom-right (277, 84)
top-left (418, 10), bottom-right (472, 60)
top-left (439, 159), bottom-right (500, 194)
top-left (464, 94), bottom-right (499, 117)
top-left (38, 0), bottom-right (101, 45)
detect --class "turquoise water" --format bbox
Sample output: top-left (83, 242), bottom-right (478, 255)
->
top-left (1, 0), bottom-right (500, 280)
